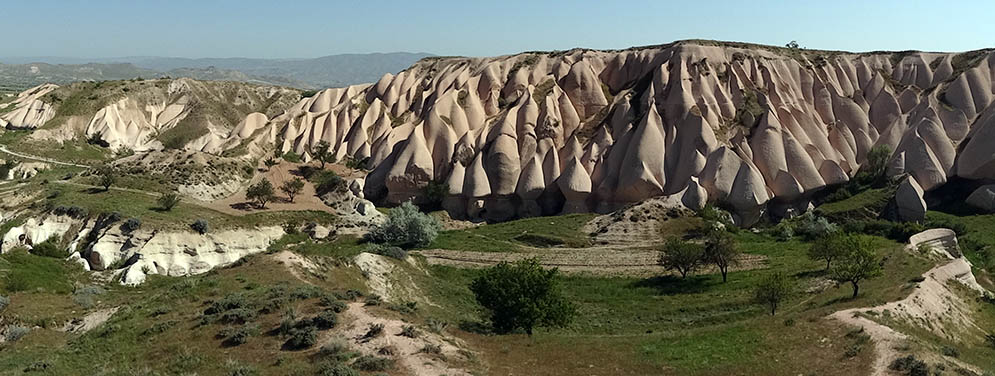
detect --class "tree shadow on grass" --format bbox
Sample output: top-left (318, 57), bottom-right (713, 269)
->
top-left (631, 275), bottom-right (711, 295)
top-left (83, 187), bottom-right (106, 194)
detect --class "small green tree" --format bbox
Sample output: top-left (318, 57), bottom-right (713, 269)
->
top-left (470, 258), bottom-right (576, 335)
top-left (264, 157), bottom-right (278, 171)
top-left (807, 232), bottom-right (853, 271)
top-left (312, 140), bottom-right (333, 169)
top-left (754, 271), bottom-right (792, 315)
top-left (246, 179), bottom-right (276, 209)
top-left (658, 237), bottom-right (704, 279)
top-left (96, 165), bottom-right (116, 191)
top-left (829, 237), bottom-right (883, 298)
top-left (157, 191), bottom-right (181, 211)
top-left (280, 178), bottom-right (306, 203)
top-left (704, 230), bottom-right (741, 282)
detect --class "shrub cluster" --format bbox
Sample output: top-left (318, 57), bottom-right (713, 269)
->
top-left (365, 243), bottom-right (407, 260)
top-left (365, 201), bottom-right (440, 248)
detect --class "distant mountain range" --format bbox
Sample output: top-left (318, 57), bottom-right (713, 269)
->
top-left (0, 52), bottom-right (434, 92)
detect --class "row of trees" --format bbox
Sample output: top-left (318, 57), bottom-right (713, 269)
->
top-left (755, 232), bottom-right (883, 315)
top-left (658, 227), bottom-right (740, 282)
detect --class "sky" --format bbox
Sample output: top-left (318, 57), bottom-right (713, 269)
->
top-left (4, 0), bottom-right (995, 59)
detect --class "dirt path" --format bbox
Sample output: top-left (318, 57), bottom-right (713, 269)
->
top-left (830, 230), bottom-right (989, 375)
top-left (416, 247), bottom-right (767, 277)
top-left (0, 143), bottom-right (89, 168)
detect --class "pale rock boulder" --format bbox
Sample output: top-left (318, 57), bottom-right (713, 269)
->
top-left (120, 226), bottom-right (285, 285)
top-left (557, 156), bottom-right (592, 213)
top-left (0, 84), bottom-right (58, 129)
top-left (1, 215), bottom-right (79, 253)
top-left (895, 176), bottom-right (927, 222)
top-left (966, 185), bottom-right (995, 213)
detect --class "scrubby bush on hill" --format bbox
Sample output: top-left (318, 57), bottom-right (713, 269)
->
top-left (122, 218), bottom-right (141, 232)
top-left (470, 257), bottom-right (576, 335)
top-left (365, 201), bottom-right (440, 249)
top-left (191, 219), bottom-right (209, 234)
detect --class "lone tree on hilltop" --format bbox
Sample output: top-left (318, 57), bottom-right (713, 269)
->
top-left (754, 271), bottom-right (792, 315)
top-left (704, 230), bottom-right (741, 283)
top-left (246, 179), bottom-right (276, 209)
top-left (96, 165), bottom-right (116, 191)
top-left (311, 140), bottom-right (333, 169)
top-left (470, 258), bottom-right (576, 335)
top-left (829, 236), bottom-right (883, 298)
top-left (658, 237), bottom-right (705, 279)
top-left (280, 178), bottom-right (305, 203)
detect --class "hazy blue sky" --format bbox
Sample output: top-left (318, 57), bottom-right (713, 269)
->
top-left (5, 0), bottom-right (994, 59)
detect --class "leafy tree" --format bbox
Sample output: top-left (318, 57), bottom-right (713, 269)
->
top-left (754, 271), bottom-right (792, 315)
top-left (157, 191), bottom-right (181, 211)
top-left (807, 232), bottom-right (853, 271)
top-left (658, 237), bottom-right (704, 279)
top-left (264, 157), bottom-right (278, 171)
top-left (246, 179), bottom-right (276, 209)
top-left (96, 165), bottom-right (116, 191)
top-left (704, 230), bottom-right (741, 282)
top-left (365, 201), bottom-right (441, 248)
top-left (280, 178), bottom-right (306, 203)
top-left (470, 258), bottom-right (576, 335)
top-left (312, 140), bottom-right (333, 169)
top-left (829, 237), bottom-right (883, 298)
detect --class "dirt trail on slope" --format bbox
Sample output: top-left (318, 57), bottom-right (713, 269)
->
top-left (830, 230), bottom-right (989, 375)
top-left (275, 250), bottom-right (474, 376)
top-left (0, 143), bottom-right (90, 168)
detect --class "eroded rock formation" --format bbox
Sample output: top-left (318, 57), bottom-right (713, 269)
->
top-left (253, 42), bottom-right (995, 224)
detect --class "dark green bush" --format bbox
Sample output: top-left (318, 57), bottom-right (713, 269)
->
top-left (352, 355), bottom-right (394, 372)
top-left (311, 310), bottom-right (338, 329)
top-left (889, 355), bottom-right (928, 376)
top-left (285, 325), bottom-right (318, 349)
top-left (470, 258), bottom-right (576, 335)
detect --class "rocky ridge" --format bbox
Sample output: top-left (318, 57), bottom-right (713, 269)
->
top-left (252, 41), bottom-right (995, 224)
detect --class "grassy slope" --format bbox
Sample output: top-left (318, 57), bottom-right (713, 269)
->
top-left (409, 215), bottom-right (938, 375)
top-left (2, 180), bottom-right (993, 375)
top-left (39, 182), bottom-right (335, 231)
top-left (0, 253), bottom-right (370, 376)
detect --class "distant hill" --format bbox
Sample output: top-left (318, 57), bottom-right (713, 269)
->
top-left (0, 52), bottom-right (434, 91)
